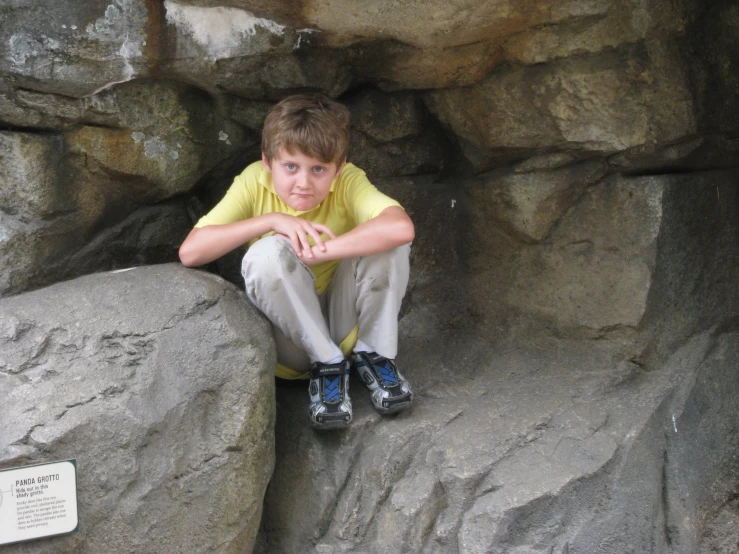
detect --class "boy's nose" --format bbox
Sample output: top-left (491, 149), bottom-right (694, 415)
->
top-left (295, 173), bottom-right (310, 189)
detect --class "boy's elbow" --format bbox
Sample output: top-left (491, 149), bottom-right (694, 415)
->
top-left (399, 218), bottom-right (415, 244)
top-left (179, 227), bottom-right (210, 267)
top-left (178, 244), bottom-right (201, 268)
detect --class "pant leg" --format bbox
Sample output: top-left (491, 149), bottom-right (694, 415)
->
top-left (272, 324), bottom-right (311, 371)
top-left (326, 244), bottom-right (410, 359)
top-left (241, 235), bottom-right (343, 365)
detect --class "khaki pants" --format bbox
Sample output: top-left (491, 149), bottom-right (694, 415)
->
top-left (241, 236), bottom-right (410, 371)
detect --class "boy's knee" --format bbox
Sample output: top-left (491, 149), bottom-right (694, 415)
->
top-left (360, 244), bottom-right (410, 272)
top-left (353, 245), bottom-right (411, 292)
top-left (241, 236), bottom-right (302, 282)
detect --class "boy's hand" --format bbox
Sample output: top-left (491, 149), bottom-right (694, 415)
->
top-left (270, 213), bottom-right (335, 259)
top-left (300, 244), bottom-right (332, 266)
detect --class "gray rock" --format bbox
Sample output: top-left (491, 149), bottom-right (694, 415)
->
top-left (0, 1), bottom-right (737, 552)
top-left (500, 0), bottom-right (652, 66)
top-left (0, 91), bottom-right (43, 127)
top-left (0, 0), bottom-right (150, 97)
top-left (255, 174), bottom-right (739, 554)
top-left (0, 132), bottom-right (69, 221)
top-left (302, 0), bottom-right (615, 89)
top-left (640, 175), bottom-right (739, 366)
top-left (347, 89), bottom-right (425, 143)
top-left (1, 87), bottom-right (120, 130)
top-left (608, 134), bottom-right (739, 175)
top-left (65, 79), bottom-right (246, 202)
top-left (258, 329), bottom-right (738, 554)
top-left (0, 131), bottom-right (195, 297)
top-left (0, 131), bottom-right (75, 297)
top-left (1, 79), bottom-right (248, 207)
top-left (0, 213), bottom-right (67, 297)
top-left (502, 176), bottom-right (664, 331)
top-left (158, 1), bottom-right (351, 99)
top-left (344, 89), bottom-right (451, 177)
top-left (691, 2), bottom-right (739, 134)
top-left (57, 200), bottom-right (194, 283)
top-left (425, 43), bottom-right (695, 171)
top-left (399, 173), bottom-right (664, 335)
top-left (0, 265), bottom-right (275, 553)
top-left (699, 497), bottom-right (739, 554)
top-left (0, 0), bottom-right (694, 99)
top-left (162, 0), bottom-right (290, 63)
top-left (467, 161), bottom-right (606, 242)
top-left (223, 96), bottom-right (273, 133)
top-left (348, 129), bottom-right (449, 179)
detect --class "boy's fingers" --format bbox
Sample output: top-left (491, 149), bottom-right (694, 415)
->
top-left (289, 232), bottom-right (303, 257)
top-left (305, 225), bottom-right (326, 252)
top-left (296, 225), bottom-right (313, 257)
top-left (314, 223), bottom-right (336, 239)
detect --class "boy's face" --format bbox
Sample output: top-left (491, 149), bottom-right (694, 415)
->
top-left (263, 148), bottom-right (344, 212)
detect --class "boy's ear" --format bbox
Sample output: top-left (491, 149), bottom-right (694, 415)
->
top-left (261, 152), bottom-right (272, 172)
top-left (335, 159), bottom-right (347, 177)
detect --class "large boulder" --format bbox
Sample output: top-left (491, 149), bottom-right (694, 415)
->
top-left (0, 265), bottom-right (275, 553)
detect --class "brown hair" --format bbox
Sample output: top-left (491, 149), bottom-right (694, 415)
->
top-left (261, 93), bottom-right (350, 165)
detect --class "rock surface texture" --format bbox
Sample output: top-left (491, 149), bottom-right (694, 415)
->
top-left (0, 265), bottom-right (275, 553)
top-left (1, 0), bottom-right (738, 553)
top-left (255, 181), bottom-right (739, 554)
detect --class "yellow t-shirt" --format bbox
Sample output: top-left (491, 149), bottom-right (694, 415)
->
top-left (196, 161), bottom-right (402, 379)
top-left (195, 160), bottom-right (402, 294)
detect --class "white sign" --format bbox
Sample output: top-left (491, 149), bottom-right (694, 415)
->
top-left (0, 460), bottom-right (78, 546)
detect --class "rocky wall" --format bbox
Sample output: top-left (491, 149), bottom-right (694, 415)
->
top-left (1, 0), bottom-right (738, 553)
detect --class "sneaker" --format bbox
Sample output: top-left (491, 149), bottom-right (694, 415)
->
top-left (308, 359), bottom-right (352, 429)
top-left (352, 352), bottom-right (413, 414)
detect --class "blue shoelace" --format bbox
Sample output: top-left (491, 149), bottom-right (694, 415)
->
top-left (323, 376), bottom-right (341, 402)
top-left (375, 361), bottom-right (399, 386)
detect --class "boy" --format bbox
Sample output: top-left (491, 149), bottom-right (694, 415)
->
top-left (179, 93), bottom-right (414, 430)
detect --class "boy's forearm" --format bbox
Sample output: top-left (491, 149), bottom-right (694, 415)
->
top-left (305, 207), bottom-right (414, 264)
top-left (179, 214), bottom-right (275, 267)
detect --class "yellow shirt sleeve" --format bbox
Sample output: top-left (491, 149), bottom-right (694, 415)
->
top-left (340, 165), bottom-right (402, 225)
top-left (194, 166), bottom-right (256, 228)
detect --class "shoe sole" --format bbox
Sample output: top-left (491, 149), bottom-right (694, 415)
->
top-left (373, 392), bottom-right (413, 414)
top-left (310, 411), bottom-right (352, 430)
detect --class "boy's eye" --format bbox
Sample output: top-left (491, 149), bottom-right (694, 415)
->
top-left (313, 166), bottom-right (325, 173)
top-left (285, 163), bottom-right (297, 171)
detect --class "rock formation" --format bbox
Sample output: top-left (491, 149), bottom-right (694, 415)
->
top-left (256, 181), bottom-right (739, 554)
top-left (0, 266), bottom-right (275, 553)
top-left (1, 0), bottom-right (737, 552)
